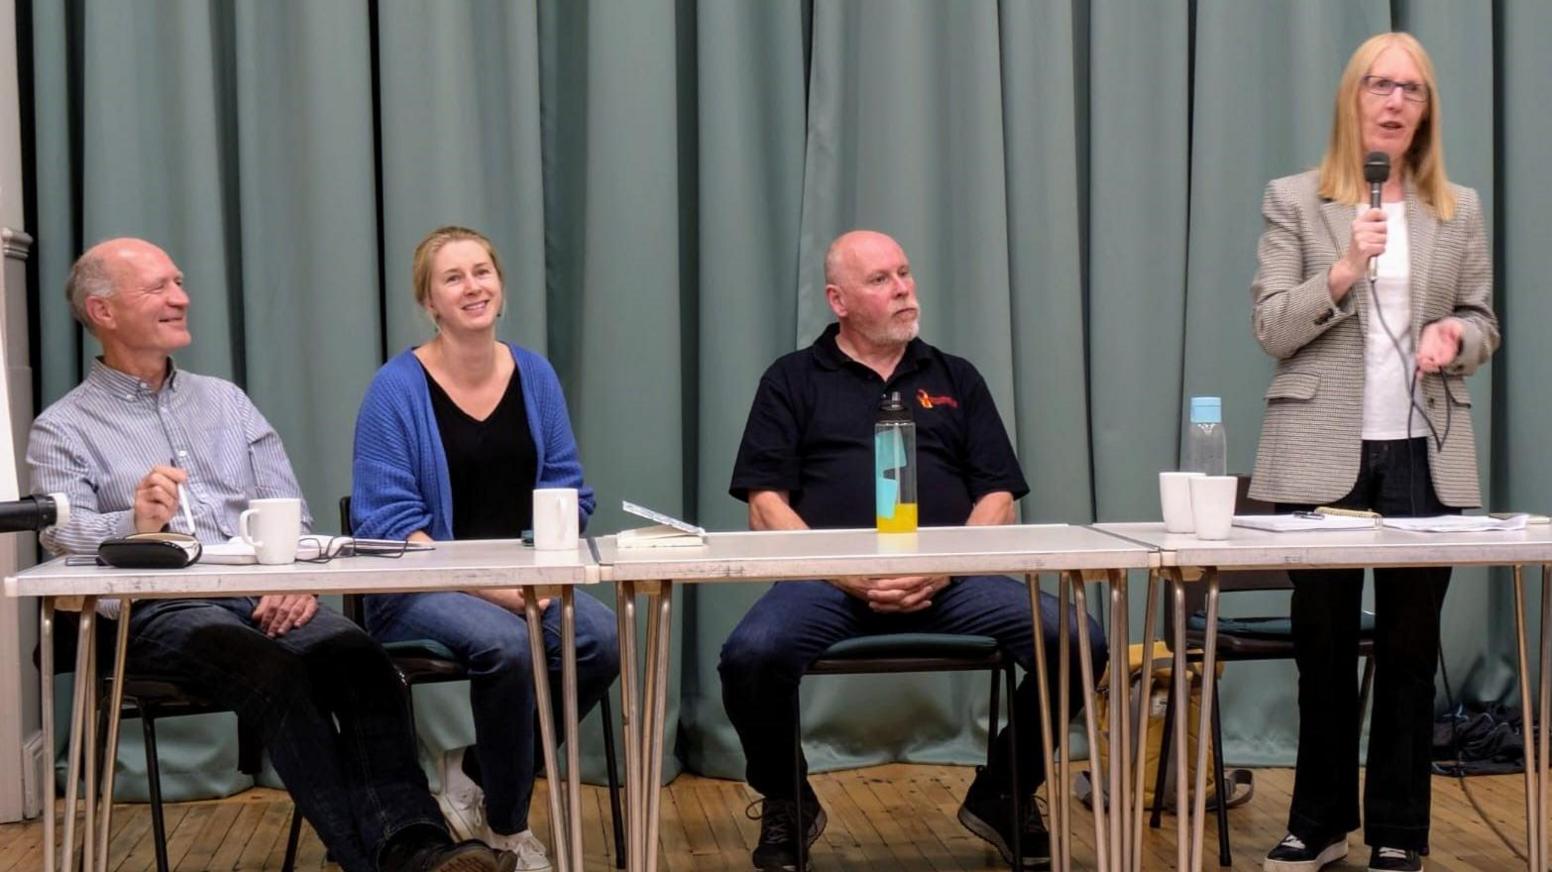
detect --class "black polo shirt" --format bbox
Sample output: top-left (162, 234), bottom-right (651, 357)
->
top-left (729, 324), bottom-right (1028, 529)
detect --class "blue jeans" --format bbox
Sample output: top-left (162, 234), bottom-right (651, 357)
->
top-left (718, 575), bottom-right (1106, 801)
top-left (127, 598), bottom-right (444, 872)
top-left (364, 591), bottom-right (619, 834)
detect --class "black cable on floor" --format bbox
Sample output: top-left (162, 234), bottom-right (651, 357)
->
top-left (1437, 646), bottom-right (1526, 861)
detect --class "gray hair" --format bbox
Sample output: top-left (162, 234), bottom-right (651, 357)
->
top-left (65, 249), bottom-right (117, 328)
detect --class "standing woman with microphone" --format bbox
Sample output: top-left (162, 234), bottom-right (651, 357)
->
top-left (1248, 32), bottom-right (1498, 872)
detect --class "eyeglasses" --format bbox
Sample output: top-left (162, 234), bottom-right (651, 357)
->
top-left (1362, 75), bottom-right (1429, 104)
top-left (296, 535), bottom-right (427, 563)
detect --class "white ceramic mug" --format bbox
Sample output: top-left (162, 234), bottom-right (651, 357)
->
top-left (1159, 472), bottom-right (1205, 533)
top-left (1189, 475), bottom-right (1238, 540)
top-left (532, 488), bottom-right (580, 551)
top-left (238, 497), bottom-right (302, 564)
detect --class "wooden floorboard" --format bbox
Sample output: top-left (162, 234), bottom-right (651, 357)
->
top-left (0, 765), bottom-right (1538, 871)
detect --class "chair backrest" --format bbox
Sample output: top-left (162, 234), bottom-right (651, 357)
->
top-left (339, 496), bottom-right (364, 626)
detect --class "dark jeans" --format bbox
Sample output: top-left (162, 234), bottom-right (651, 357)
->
top-left (718, 574), bottom-right (1106, 801)
top-left (127, 598), bottom-right (444, 872)
top-left (1279, 438), bottom-right (1454, 852)
top-left (364, 591), bottom-right (619, 834)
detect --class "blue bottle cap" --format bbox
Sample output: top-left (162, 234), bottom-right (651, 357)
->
top-left (1189, 396), bottom-right (1222, 424)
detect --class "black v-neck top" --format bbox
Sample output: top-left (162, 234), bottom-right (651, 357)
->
top-left (420, 361), bottom-right (538, 539)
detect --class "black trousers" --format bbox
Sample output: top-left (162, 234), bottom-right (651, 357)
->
top-left (1278, 438), bottom-right (1453, 852)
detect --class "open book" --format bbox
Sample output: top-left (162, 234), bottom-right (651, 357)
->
top-left (617, 501), bottom-right (707, 548)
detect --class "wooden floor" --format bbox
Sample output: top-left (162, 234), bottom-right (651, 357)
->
top-left (0, 764), bottom-right (1536, 871)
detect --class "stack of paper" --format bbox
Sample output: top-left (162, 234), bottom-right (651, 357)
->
top-left (1381, 514), bottom-right (1528, 533)
top-left (1232, 514), bottom-right (1377, 533)
top-left (200, 535), bottom-right (337, 564)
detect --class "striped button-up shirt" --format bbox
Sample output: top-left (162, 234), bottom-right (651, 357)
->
top-left (28, 359), bottom-right (313, 557)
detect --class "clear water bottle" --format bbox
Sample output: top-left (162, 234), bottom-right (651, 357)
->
top-left (875, 391), bottom-right (918, 533)
top-left (1183, 395), bottom-right (1227, 476)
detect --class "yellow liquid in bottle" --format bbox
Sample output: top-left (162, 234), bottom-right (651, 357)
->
top-left (877, 502), bottom-right (918, 534)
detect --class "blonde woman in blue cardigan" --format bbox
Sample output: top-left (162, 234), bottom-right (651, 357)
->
top-left (351, 226), bottom-right (618, 871)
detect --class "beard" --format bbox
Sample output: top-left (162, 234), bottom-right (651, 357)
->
top-left (860, 312), bottom-right (920, 346)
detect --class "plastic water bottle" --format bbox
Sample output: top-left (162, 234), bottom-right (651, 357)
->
top-left (875, 391), bottom-right (918, 533)
top-left (1184, 396), bottom-right (1227, 476)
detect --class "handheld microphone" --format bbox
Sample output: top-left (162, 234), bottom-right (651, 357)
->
top-left (1363, 151), bottom-right (1390, 282)
top-left (0, 493), bottom-right (70, 534)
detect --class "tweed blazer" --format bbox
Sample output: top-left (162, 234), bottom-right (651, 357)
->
top-left (1248, 169), bottom-right (1498, 508)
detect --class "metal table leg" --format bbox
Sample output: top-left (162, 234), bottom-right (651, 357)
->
top-left (1069, 574), bottom-right (1109, 872)
top-left (561, 589), bottom-right (584, 872)
top-left (1109, 570), bottom-right (1130, 871)
top-left (1130, 570), bottom-right (1161, 872)
top-left (524, 589), bottom-right (572, 872)
top-left (641, 582), bottom-right (673, 872)
top-left (95, 600), bottom-right (134, 871)
top-left (1027, 572), bottom-right (1063, 871)
top-left (41, 599), bottom-right (56, 872)
top-left (1514, 566), bottom-right (1542, 872)
top-left (1187, 570), bottom-right (1221, 872)
top-left (60, 598), bottom-right (96, 872)
top-left (1168, 570), bottom-right (1190, 872)
top-left (1537, 566), bottom-right (1550, 871)
top-left (615, 582), bottom-right (641, 872)
top-left (1058, 577), bottom-right (1072, 872)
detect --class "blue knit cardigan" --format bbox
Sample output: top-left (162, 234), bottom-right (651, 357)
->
top-left (350, 343), bottom-right (595, 540)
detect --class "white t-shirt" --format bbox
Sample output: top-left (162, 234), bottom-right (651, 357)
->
top-left (1361, 201), bottom-right (1419, 440)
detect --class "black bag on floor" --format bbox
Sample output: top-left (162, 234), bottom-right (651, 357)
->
top-left (1432, 705), bottom-right (1525, 776)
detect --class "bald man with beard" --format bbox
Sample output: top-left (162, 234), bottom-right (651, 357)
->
top-left (721, 230), bottom-right (1105, 871)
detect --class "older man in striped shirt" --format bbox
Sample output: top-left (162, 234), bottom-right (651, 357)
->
top-left (27, 238), bottom-right (518, 872)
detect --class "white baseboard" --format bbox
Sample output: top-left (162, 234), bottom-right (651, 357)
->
top-left (21, 728), bottom-right (44, 819)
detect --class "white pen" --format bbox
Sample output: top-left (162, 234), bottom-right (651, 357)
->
top-left (171, 455), bottom-right (196, 534)
top-left (176, 482), bottom-right (196, 534)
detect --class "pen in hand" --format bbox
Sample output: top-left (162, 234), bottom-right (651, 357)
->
top-left (171, 456), bottom-right (196, 534)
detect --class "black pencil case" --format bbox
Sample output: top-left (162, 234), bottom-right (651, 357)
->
top-left (98, 532), bottom-right (203, 569)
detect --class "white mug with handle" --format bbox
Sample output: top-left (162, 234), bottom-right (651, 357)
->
top-left (532, 488), bottom-right (580, 551)
top-left (238, 497), bottom-right (302, 564)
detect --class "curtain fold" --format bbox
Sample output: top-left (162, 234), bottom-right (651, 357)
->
top-left (26, 0), bottom-right (1543, 798)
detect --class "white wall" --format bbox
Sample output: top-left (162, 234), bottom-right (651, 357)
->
top-left (0, 0), bottom-right (41, 823)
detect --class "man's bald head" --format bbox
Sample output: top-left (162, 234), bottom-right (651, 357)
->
top-left (823, 229), bottom-right (919, 350)
top-left (66, 238), bottom-right (168, 329)
top-left (823, 230), bottom-right (906, 288)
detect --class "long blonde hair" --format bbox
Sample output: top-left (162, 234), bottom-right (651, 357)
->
top-left (1318, 32), bottom-right (1454, 220)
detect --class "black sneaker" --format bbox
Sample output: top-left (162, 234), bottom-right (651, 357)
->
top-left (1263, 831), bottom-right (1348, 872)
top-left (956, 767), bottom-right (1051, 869)
top-left (1368, 846), bottom-right (1423, 872)
top-left (746, 796), bottom-right (827, 871)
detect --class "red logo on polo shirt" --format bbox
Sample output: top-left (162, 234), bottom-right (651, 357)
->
top-left (917, 388), bottom-right (958, 409)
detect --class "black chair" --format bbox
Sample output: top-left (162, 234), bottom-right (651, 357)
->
top-left (47, 614), bottom-right (305, 872)
top-left (794, 633), bottom-right (1023, 871)
top-left (115, 675), bottom-right (306, 872)
top-left (339, 497), bottom-right (627, 868)
top-left (1148, 477), bottom-right (1377, 867)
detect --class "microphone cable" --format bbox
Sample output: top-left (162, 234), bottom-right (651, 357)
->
top-left (1367, 276), bottom-right (1452, 457)
top-left (1436, 644), bottom-right (1526, 860)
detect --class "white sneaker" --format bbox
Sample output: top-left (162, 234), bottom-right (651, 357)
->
top-left (435, 747), bottom-right (487, 842)
top-left (486, 829), bottom-right (551, 871)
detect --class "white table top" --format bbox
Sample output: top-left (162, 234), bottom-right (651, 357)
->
top-left (4, 539), bottom-right (597, 598)
top-left (1094, 522), bottom-right (1552, 570)
top-left (596, 524), bottom-right (1156, 582)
